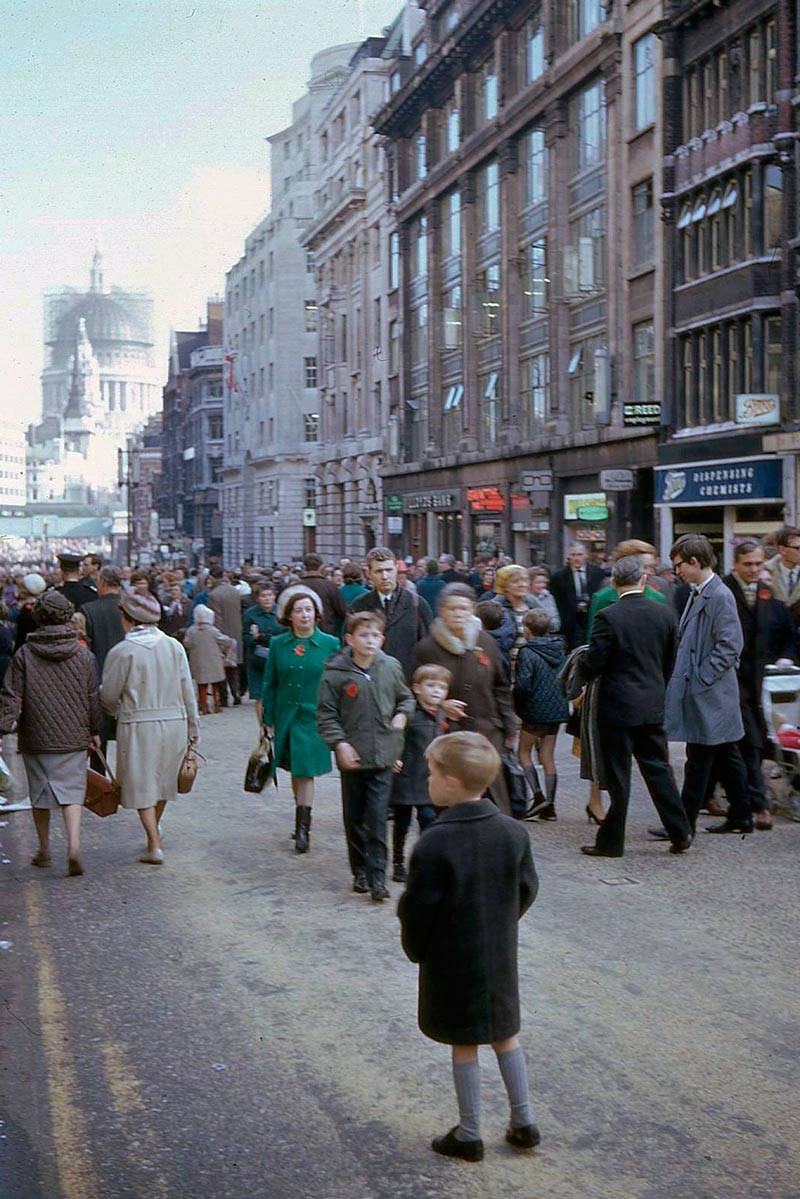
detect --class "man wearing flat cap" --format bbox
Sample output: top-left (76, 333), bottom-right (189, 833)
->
top-left (56, 552), bottom-right (96, 610)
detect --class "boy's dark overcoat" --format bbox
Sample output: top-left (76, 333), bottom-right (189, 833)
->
top-left (398, 798), bottom-right (537, 1045)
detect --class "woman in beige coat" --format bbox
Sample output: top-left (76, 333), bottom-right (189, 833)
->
top-left (101, 591), bottom-right (199, 865)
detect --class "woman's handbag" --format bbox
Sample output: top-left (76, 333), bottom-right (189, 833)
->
top-left (243, 733), bottom-right (275, 793)
top-left (84, 750), bottom-right (121, 817)
top-left (177, 744), bottom-right (206, 794)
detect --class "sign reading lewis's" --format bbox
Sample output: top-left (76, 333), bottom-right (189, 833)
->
top-left (655, 457), bottom-right (782, 506)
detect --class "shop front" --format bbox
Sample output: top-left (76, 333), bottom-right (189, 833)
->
top-left (655, 455), bottom-right (787, 573)
top-left (385, 488), bottom-right (463, 561)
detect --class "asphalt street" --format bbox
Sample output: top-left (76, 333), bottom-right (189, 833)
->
top-left (1, 702), bottom-right (798, 1199)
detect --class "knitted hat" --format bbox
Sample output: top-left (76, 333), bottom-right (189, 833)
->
top-left (32, 590), bottom-right (74, 626)
top-left (192, 604), bottom-right (215, 626)
top-left (119, 591), bottom-right (162, 625)
top-left (21, 573), bottom-right (46, 597)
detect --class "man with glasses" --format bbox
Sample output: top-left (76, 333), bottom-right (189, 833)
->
top-left (660, 534), bottom-right (752, 836)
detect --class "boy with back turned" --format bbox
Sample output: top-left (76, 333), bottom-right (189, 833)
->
top-left (398, 731), bottom-right (539, 1162)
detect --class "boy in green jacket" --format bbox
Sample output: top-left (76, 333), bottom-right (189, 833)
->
top-left (317, 610), bottom-right (415, 902)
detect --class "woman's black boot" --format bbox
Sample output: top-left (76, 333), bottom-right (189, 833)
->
top-left (295, 806), bottom-right (312, 853)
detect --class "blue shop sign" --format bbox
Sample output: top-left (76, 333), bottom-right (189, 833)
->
top-left (655, 457), bottom-right (782, 506)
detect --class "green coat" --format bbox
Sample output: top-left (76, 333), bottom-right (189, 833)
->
top-left (261, 629), bottom-right (339, 778)
top-left (586, 582), bottom-right (667, 640)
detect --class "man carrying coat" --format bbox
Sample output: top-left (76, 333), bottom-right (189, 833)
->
top-left (578, 556), bottom-right (692, 857)
top-left (661, 534), bottom-right (752, 836)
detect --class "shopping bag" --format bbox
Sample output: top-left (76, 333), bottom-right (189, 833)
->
top-left (177, 745), bottom-right (206, 793)
top-left (502, 749), bottom-right (532, 819)
top-left (84, 750), bottom-right (121, 817)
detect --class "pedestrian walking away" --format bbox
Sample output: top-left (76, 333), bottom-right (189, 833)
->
top-left (399, 732), bottom-right (539, 1162)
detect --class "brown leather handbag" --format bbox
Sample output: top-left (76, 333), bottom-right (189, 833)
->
top-left (177, 744), bottom-right (205, 794)
top-left (84, 750), bottom-right (121, 817)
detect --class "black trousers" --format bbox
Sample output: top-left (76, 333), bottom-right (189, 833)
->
top-left (596, 722), bottom-right (691, 854)
top-left (341, 768), bottom-right (393, 884)
top-left (391, 803), bottom-right (436, 864)
top-left (219, 665), bottom-right (240, 704)
top-left (682, 741), bottom-right (751, 831)
top-left (739, 735), bottom-right (769, 815)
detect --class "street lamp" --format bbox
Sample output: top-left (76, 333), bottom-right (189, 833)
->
top-left (117, 447), bottom-right (140, 566)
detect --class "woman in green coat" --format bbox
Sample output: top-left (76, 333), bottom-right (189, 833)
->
top-left (261, 585), bottom-right (339, 854)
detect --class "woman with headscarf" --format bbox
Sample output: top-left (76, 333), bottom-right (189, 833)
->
top-left (0, 590), bottom-right (102, 876)
top-left (101, 591), bottom-right (200, 865)
top-left (261, 585), bottom-right (339, 853)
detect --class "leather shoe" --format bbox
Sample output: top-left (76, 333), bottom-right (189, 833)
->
top-left (371, 883), bottom-right (390, 902)
top-left (669, 835), bottom-right (692, 854)
top-left (431, 1127), bottom-right (484, 1162)
top-left (701, 796), bottom-right (728, 817)
top-left (352, 873), bottom-right (369, 893)
top-left (705, 821), bottom-right (752, 834)
top-left (506, 1124), bottom-right (541, 1150)
top-left (580, 845), bottom-right (623, 858)
top-left (647, 826), bottom-right (670, 840)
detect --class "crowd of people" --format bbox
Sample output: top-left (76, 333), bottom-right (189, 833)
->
top-left (1, 532), bottom-right (799, 1159)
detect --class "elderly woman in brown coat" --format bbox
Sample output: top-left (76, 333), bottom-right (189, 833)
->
top-left (0, 590), bottom-right (102, 876)
top-left (415, 583), bottom-right (517, 814)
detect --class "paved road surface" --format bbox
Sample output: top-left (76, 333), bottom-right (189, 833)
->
top-left (1, 703), bottom-right (798, 1199)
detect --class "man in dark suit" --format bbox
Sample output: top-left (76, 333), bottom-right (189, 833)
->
top-left (578, 555), bottom-right (693, 857)
top-left (300, 552), bottom-right (347, 637)
top-left (350, 547), bottom-right (432, 682)
top-left (723, 539), bottom-right (795, 829)
top-left (55, 552), bottom-right (96, 609)
top-left (82, 565), bottom-right (125, 771)
top-left (549, 543), bottom-right (605, 650)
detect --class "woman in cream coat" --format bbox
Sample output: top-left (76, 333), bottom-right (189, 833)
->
top-left (101, 590), bottom-right (199, 865)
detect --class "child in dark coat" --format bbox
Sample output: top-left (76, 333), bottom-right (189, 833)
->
top-left (513, 608), bottom-right (569, 821)
top-left (390, 663), bottom-right (452, 884)
top-left (398, 732), bottom-right (539, 1162)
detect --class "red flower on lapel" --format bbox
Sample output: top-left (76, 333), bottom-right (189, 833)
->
top-left (478, 653), bottom-right (491, 667)
top-left (293, 643), bottom-right (306, 657)
top-left (346, 682), bottom-right (359, 698)
top-left (758, 588), bottom-right (771, 602)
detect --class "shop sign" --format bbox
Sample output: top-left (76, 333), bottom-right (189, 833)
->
top-left (564, 492), bottom-right (606, 521)
top-left (467, 486), bottom-right (505, 513)
top-left (599, 469), bottom-right (634, 492)
top-left (404, 490), bottom-right (460, 513)
top-left (735, 394), bottom-right (780, 427)
top-left (387, 516), bottom-right (403, 534)
top-left (385, 494), bottom-right (403, 514)
top-left (623, 402), bottom-right (661, 427)
top-left (654, 457), bottom-right (783, 505)
top-left (519, 469), bottom-right (553, 491)
top-left (511, 490), bottom-right (534, 531)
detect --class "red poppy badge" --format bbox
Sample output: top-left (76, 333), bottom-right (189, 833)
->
top-left (758, 588), bottom-right (771, 602)
top-left (293, 643), bottom-right (306, 657)
top-left (346, 682), bottom-right (359, 698)
top-left (478, 653), bottom-right (491, 666)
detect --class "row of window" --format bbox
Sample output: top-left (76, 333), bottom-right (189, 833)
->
top-left (227, 250), bottom-right (315, 314)
top-left (677, 165), bottom-right (783, 283)
top-left (683, 15), bottom-right (778, 144)
top-left (677, 315), bottom-right (781, 429)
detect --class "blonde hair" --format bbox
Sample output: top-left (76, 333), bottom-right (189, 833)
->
top-left (71, 612), bottom-right (87, 637)
top-left (425, 732), bottom-right (501, 794)
top-left (494, 564), bottom-right (528, 596)
top-left (412, 663), bottom-right (451, 687)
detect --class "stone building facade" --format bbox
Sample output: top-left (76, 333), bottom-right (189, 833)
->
top-left (301, 36), bottom-right (406, 559)
top-left (655, 0), bottom-right (799, 571)
top-left (373, 0), bottom-right (666, 565)
top-left (222, 43), bottom-right (360, 567)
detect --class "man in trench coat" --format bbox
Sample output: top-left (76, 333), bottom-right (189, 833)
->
top-left (662, 534), bottom-right (752, 835)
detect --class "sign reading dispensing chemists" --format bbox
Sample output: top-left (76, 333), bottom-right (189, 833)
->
top-left (654, 457), bottom-right (783, 506)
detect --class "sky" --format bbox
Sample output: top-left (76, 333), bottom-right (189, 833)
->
top-left (0, 0), bottom-right (403, 427)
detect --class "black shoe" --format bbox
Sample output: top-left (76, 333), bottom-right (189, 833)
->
top-left (537, 803), bottom-right (557, 821)
top-left (647, 826), bottom-right (670, 840)
top-left (371, 883), bottom-right (390, 902)
top-left (580, 845), bottom-right (623, 858)
top-left (392, 863), bottom-right (407, 884)
top-left (525, 793), bottom-right (550, 819)
top-left (705, 820), bottom-right (753, 835)
top-left (233, 697), bottom-right (242, 706)
top-left (352, 873), bottom-right (369, 893)
top-left (669, 835), bottom-right (693, 854)
top-left (294, 806), bottom-right (311, 854)
top-left (431, 1127), bottom-right (484, 1162)
top-left (505, 1124), bottom-right (541, 1150)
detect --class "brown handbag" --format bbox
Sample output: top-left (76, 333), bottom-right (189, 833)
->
top-left (177, 744), bottom-right (205, 794)
top-left (84, 750), bottom-right (121, 817)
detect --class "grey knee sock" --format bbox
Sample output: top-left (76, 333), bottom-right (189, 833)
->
top-left (545, 773), bottom-right (557, 804)
top-left (452, 1060), bottom-right (481, 1141)
top-left (497, 1047), bottom-right (534, 1129)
